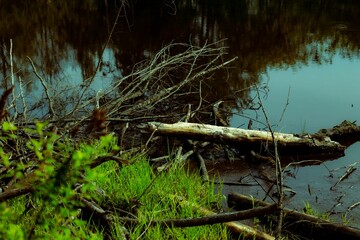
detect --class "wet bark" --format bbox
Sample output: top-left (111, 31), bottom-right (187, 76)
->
top-left (315, 120), bottom-right (360, 146)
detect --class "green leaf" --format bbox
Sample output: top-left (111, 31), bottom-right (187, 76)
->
top-left (2, 122), bottom-right (17, 131)
top-left (0, 148), bottom-right (10, 167)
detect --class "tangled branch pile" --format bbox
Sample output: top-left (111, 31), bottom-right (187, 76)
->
top-left (7, 41), bottom-right (237, 143)
top-left (0, 41), bottom-right (243, 238)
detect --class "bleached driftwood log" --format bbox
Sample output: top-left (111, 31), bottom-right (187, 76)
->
top-left (138, 122), bottom-right (346, 156)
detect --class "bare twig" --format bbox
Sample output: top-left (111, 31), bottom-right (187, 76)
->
top-left (196, 151), bottom-right (209, 182)
top-left (153, 204), bottom-right (278, 228)
top-left (330, 163), bottom-right (357, 190)
top-left (117, 202), bottom-right (277, 228)
top-left (9, 39), bottom-right (17, 120)
top-left (119, 122), bottom-right (129, 154)
top-left (256, 87), bottom-right (284, 238)
top-left (88, 155), bottom-right (128, 169)
top-left (213, 100), bottom-right (229, 126)
top-left (277, 86), bottom-right (291, 126)
top-left (27, 56), bottom-right (56, 117)
top-left (68, 3), bottom-right (124, 117)
top-left (193, 81), bottom-right (203, 114)
top-left (18, 76), bottom-right (27, 121)
top-left (344, 201), bottom-right (360, 219)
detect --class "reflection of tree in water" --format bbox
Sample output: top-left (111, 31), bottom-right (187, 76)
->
top-left (110, 0), bottom-right (360, 100)
top-left (1, 0), bottom-right (360, 110)
top-left (0, 0), bottom-right (109, 83)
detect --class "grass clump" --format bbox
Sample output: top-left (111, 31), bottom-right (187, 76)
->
top-left (303, 202), bottom-right (330, 221)
top-left (93, 157), bottom-right (230, 239)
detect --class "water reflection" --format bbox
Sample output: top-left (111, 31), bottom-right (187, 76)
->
top-left (1, 1), bottom-right (360, 111)
top-left (232, 50), bottom-right (360, 131)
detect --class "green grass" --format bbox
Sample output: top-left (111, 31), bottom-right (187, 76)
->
top-left (303, 201), bottom-right (330, 221)
top-left (92, 157), bottom-right (230, 239)
top-left (0, 127), bottom-right (230, 239)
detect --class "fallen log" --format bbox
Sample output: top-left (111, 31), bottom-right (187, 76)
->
top-left (315, 120), bottom-right (360, 146)
top-left (167, 194), bottom-right (275, 240)
top-left (228, 192), bottom-right (360, 240)
top-left (138, 122), bottom-right (346, 157)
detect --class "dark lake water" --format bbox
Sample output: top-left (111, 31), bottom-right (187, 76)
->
top-left (1, 0), bottom-right (360, 227)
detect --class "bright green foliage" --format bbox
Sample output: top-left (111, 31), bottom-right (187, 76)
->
top-left (0, 122), bottom-right (107, 239)
top-left (0, 123), bottom-right (229, 239)
top-left (93, 159), bottom-right (229, 239)
top-left (2, 121), bottom-right (17, 131)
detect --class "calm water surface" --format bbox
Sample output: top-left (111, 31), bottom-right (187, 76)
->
top-left (233, 53), bottom-right (360, 133)
top-left (230, 51), bottom-right (360, 226)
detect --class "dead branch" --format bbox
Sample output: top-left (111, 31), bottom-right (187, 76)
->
top-left (68, 4), bottom-right (124, 117)
top-left (102, 42), bottom-right (228, 118)
top-left (213, 100), bottom-right (229, 126)
top-left (118, 56), bottom-right (238, 117)
top-left (228, 192), bottom-right (360, 240)
top-left (116, 202), bottom-right (276, 240)
top-left (77, 195), bottom-right (129, 239)
top-left (330, 162), bottom-right (357, 190)
top-left (256, 87), bottom-right (284, 237)
top-left (78, 193), bottom-right (275, 239)
top-left (9, 39), bottom-right (18, 120)
top-left (18, 76), bottom-right (27, 121)
top-left (196, 151), bottom-right (209, 182)
top-left (0, 185), bottom-right (33, 202)
top-left (345, 201), bottom-right (360, 219)
top-left (27, 56), bottom-right (56, 117)
top-left (165, 194), bottom-right (275, 240)
top-left (153, 204), bottom-right (278, 228)
top-left (88, 155), bottom-right (128, 169)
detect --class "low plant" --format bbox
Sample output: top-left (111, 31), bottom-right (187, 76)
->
top-left (303, 202), bottom-right (330, 221)
top-left (0, 122), bottom-right (230, 239)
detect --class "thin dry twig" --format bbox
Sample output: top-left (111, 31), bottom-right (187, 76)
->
top-left (27, 56), bottom-right (56, 117)
top-left (330, 163), bottom-right (357, 190)
top-left (116, 203), bottom-right (278, 228)
top-left (9, 39), bottom-right (18, 120)
top-left (18, 76), bottom-right (27, 121)
top-left (196, 151), bottom-right (209, 182)
top-left (344, 201), bottom-right (360, 219)
top-left (88, 155), bottom-right (128, 169)
top-left (68, 3), bottom-right (125, 117)
top-left (256, 87), bottom-right (284, 238)
top-left (277, 86), bottom-right (291, 126)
